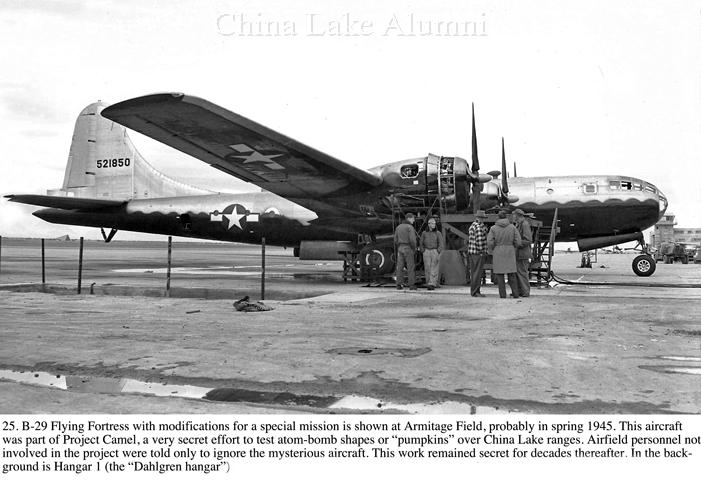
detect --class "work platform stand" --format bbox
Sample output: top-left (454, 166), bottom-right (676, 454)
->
top-left (340, 251), bottom-right (361, 282)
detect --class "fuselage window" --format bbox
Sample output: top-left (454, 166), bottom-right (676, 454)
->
top-left (620, 181), bottom-right (632, 190)
top-left (400, 164), bottom-right (419, 178)
top-left (633, 183), bottom-right (642, 191)
top-left (644, 184), bottom-right (656, 193)
top-left (609, 181), bottom-right (620, 190)
top-left (583, 183), bottom-right (597, 194)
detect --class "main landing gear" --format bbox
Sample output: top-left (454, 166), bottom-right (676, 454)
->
top-left (631, 237), bottom-right (656, 277)
top-left (359, 241), bottom-right (395, 276)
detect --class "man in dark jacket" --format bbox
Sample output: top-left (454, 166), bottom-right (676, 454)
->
top-left (394, 212), bottom-right (418, 290)
top-left (487, 210), bottom-right (521, 299)
top-left (512, 208), bottom-right (532, 297)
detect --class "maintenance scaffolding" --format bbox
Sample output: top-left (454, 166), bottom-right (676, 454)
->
top-left (384, 155), bottom-right (560, 286)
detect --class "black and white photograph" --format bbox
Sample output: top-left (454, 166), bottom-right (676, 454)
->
top-left (1, 0), bottom-right (700, 477)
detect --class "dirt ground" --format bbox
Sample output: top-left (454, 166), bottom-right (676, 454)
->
top-left (1, 241), bottom-right (700, 414)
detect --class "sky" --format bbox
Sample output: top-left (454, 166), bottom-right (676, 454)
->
top-left (1, 0), bottom-right (700, 241)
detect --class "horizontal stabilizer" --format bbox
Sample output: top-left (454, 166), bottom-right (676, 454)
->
top-left (5, 194), bottom-right (125, 211)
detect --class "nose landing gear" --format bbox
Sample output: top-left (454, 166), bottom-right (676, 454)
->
top-left (632, 254), bottom-right (655, 277)
top-left (631, 236), bottom-right (656, 277)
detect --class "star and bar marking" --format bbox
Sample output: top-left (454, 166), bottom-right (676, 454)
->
top-left (228, 143), bottom-right (285, 170)
top-left (210, 204), bottom-right (260, 230)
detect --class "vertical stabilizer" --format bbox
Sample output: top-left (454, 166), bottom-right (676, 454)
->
top-left (50, 102), bottom-right (213, 199)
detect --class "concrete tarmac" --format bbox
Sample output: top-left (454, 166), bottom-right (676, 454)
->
top-left (1, 238), bottom-right (700, 414)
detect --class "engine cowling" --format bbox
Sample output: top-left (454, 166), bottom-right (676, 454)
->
top-left (424, 156), bottom-right (470, 212)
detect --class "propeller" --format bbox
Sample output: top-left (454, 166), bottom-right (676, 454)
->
top-left (471, 103), bottom-right (482, 213)
top-left (499, 137), bottom-right (519, 206)
top-left (467, 105), bottom-right (492, 210)
top-left (462, 105), bottom-right (516, 213)
top-left (471, 103), bottom-right (480, 173)
top-left (501, 138), bottom-right (508, 193)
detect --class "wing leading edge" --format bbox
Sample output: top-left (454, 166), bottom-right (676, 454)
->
top-left (101, 94), bottom-right (382, 204)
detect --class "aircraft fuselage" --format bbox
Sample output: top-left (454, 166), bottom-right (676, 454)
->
top-left (34, 173), bottom-right (667, 249)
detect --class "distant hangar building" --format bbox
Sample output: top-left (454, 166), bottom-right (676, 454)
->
top-left (649, 212), bottom-right (701, 247)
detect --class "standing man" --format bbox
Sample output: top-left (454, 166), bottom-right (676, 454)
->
top-left (512, 208), bottom-right (532, 297)
top-left (487, 210), bottom-right (521, 299)
top-left (394, 212), bottom-right (418, 290)
top-left (420, 217), bottom-right (444, 290)
top-left (467, 210), bottom-right (489, 297)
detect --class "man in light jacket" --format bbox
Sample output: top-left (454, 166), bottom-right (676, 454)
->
top-left (487, 210), bottom-right (522, 299)
top-left (419, 217), bottom-right (444, 291)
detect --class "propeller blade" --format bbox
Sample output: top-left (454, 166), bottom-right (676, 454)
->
top-left (513, 161), bottom-right (518, 178)
top-left (501, 137), bottom-right (509, 195)
top-left (472, 182), bottom-right (482, 213)
top-left (469, 103), bottom-right (483, 213)
top-left (471, 103), bottom-right (480, 173)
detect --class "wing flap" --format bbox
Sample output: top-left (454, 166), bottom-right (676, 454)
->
top-left (101, 93), bottom-right (382, 200)
top-left (5, 194), bottom-right (125, 211)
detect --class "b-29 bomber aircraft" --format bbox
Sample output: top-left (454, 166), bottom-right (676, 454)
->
top-left (6, 93), bottom-right (667, 277)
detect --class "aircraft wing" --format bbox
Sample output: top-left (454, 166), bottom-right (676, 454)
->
top-left (5, 195), bottom-right (125, 211)
top-left (101, 94), bottom-right (383, 202)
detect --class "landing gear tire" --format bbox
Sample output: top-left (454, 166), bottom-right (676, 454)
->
top-left (632, 254), bottom-right (656, 277)
top-left (359, 244), bottom-right (395, 276)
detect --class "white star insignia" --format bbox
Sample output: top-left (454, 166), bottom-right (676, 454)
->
top-left (229, 143), bottom-right (285, 170)
top-left (223, 205), bottom-right (246, 230)
top-left (241, 151), bottom-right (285, 169)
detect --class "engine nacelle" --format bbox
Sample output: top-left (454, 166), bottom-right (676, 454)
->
top-left (375, 155), bottom-right (474, 213)
top-left (297, 240), bottom-right (356, 260)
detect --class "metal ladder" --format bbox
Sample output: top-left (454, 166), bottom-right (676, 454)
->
top-left (529, 208), bottom-right (559, 285)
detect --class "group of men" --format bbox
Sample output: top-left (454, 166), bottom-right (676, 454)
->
top-left (394, 213), bottom-right (445, 291)
top-left (394, 209), bottom-right (532, 298)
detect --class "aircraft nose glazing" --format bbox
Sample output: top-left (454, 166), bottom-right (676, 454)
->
top-left (657, 190), bottom-right (668, 217)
